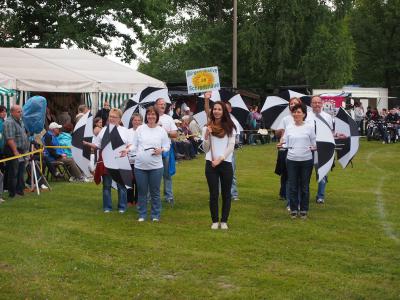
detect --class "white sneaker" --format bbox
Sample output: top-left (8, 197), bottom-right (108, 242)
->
top-left (0, 198), bottom-right (5, 203)
top-left (220, 222), bottom-right (229, 230)
top-left (138, 218), bottom-right (145, 222)
top-left (40, 184), bottom-right (49, 190)
top-left (211, 222), bottom-right (219, 230)
top-left (104, 210), bottom-right (111, 213)
top-left (152, 218), bottom-right (159, 222)
top-left (118, 210), bottom-right (125, 214)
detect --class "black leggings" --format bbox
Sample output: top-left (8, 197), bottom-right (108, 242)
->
top-left (205, 160), bottom-right (233, 223)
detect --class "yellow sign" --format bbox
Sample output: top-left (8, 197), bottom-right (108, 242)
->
top-left (186, 66), bottom-right (220, 94)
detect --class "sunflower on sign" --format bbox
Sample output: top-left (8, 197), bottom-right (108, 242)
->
top-left (192, 71), bottom-right (215, 89)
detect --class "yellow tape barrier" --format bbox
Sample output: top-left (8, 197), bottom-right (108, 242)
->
top-left (0, 149), bottom-right (43, 164)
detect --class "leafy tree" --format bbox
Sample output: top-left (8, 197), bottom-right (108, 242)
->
top-left (0, 0), bottom-right (174, 63)
top-left (350, 0), bottom-right (400, 88)
top-left (301, 19), bottom-right (355, 88)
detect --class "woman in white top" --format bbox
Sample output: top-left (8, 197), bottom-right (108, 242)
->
top-left (131, 107), bottom-right (170, 222)
top-left (202, 99), bottom-right (236, 230)
top-left (278, 103), bottom-right (316, 219)
top-left (127, 113), bottom-right (143, 206)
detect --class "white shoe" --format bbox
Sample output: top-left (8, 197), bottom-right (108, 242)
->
top-left (69, 177), bottom-right (76, 182)
top-left (104, 210), bottom-right (111, 213)
top-left (220, 222), bottom-right (229, 230)
top-left (40, 184), bottom-right (49, 190)
top-left (152, 218), bottom-right (159, 222)
top-left (0, 198), bottom-right (5, 203)
top-left (138, 218), bottom-right (145, 222)
top-left (211, 222), bottom-right (219, 230)
top-left (118, 210), bottom-right (125, 214)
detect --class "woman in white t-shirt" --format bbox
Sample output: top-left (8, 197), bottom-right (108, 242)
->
top-left (131, 107), bottom-right (170, 222)
top-left (278, 103), bottom-right (316, 219)
top-left (127, 113), bottom-right (143, 206)
top-left (202, 98), bottom-right (236, 230)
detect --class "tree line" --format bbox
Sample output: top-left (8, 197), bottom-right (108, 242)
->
top-left (1, 0), bottom-right (399, 92)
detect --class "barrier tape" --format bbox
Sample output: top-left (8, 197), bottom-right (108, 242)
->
top-left (0, 149), bottom-right (43, 163)
top-left (43, 146), bottom-right (72, 149)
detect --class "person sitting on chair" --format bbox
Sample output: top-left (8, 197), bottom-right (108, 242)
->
top-left (42, 122), bottom-right (86, 182)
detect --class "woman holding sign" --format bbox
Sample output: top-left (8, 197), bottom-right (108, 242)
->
top-left (202, 92), bottom-right (236, 230)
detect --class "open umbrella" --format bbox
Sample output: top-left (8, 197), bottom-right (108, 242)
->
top-left (122, 87), bottom-right (170, 128)
top-left (193, 89), bottom-right (248, 131)
top-left (101, 124), bottom-right (132, 188)
top-left (71, 111), bottom-right (93, 177)
top-left (261, 90), bottom-right (312, 130)
top-left (260, 96), bottom-right (290, 130)
top-left (314, 116), bottom-right (335, 182)
top-left (334, 107), bottom-right (360, 168)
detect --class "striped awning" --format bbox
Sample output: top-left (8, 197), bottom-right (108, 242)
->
top-left (99, 92), bottom-right (135, 109)
top-left (0, 87), bottom-right (15, 110)
top-left (16, 90), bottom-right (31, 106)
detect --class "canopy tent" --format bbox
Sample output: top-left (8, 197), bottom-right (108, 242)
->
top-left (0, 47), bottom-right (166, 111)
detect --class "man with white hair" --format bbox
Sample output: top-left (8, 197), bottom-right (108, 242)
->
top-left (155, 98), bottom-right (178, 204)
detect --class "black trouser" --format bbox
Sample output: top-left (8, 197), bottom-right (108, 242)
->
top-left (205, 160), bottom-right (233, 223)
top-left (127, 164), bottom-right (138, 204)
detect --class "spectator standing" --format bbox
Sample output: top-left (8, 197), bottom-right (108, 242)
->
top-left (93, 117), bottom-right (103, 137)
top-left (202, 95), bottom-right (236, 230)
top-left (155, 98), bottom-right (178, 205)
top-left (76, 104), bottom-right (90, 123)
top-left (45, 107), bottom-right (57, 129)
top-left (131, 107), bottom-right (170, 222)
top-left (57, 106), bottom-right (72, 126)
top-left (353, 102), bottom-right (365, 135)
top-left (3, 105), bottom-right (29, 198)
top-left (95, 101), bottom-right (110, 126)
top-left (0, 105), bottom-right (7, 202)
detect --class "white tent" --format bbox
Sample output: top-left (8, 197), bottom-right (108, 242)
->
top-left (0, 47), bottom-right (165, 111)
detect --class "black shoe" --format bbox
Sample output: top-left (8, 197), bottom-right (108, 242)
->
top-left (290, 211), bottom-right (297, 219)
top-left (299, 212), bottom-right (308, 219)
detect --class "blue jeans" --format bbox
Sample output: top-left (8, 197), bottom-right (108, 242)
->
top-left (135, 167), bottom-right (163, 220)
top-left (286, 159), bottom-right (313, 212)
top-left (231, 151), bottom-right (239, 198)
top-left (316, 176), bottom-right (327, 200)
top-left (102, 174), bottom-right (127, 212)
top-left (162, 154), bottom-right (173, 201)
top-left (7, 158), bottom-right (25, 197)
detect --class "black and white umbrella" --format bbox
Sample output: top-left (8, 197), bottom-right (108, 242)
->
top-left (260, 96), bottom-right (290, 130)
top-left (261, 90), bottom-right (311, 130)
top-left (314, 116), bottom-right (335, 182)
top-left (193, 89), bottom-right (248, 131)
top-left (122, 87), bottom-right (170, 128)
top-left (334, 107), bottom-right (360, 168)
top-left (71, 111), bottom-right (93, 177)
top-left (101, 124), bottom-right (133, 188)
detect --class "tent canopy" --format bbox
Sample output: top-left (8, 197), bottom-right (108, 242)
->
top-left (0, 48), bottom-right (165, 93)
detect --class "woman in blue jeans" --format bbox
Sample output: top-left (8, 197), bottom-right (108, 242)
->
top-left (84, 108), bottom-right (131, 213)
top-left (131, 106), bottom-right (170, 222)
top-left (278, 103), bottom-right (316, 219)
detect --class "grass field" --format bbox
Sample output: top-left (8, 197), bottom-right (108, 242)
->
top-left (0, 140), bottom-right (399, 299)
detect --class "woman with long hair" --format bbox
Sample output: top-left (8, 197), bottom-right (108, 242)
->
top-left (202, 93), bottom-right (236, 230)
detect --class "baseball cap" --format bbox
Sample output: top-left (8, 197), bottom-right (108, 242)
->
top-left (49, 122), bottom-right (62, 129)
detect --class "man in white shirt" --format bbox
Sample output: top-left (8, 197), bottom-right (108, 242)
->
top-left (309, 95), bottom-right (334, 204)
top-left (155, 98), bottom-right (178, 205)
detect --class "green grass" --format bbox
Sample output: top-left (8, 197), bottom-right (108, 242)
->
top-left (0, 140), bottom-right (399, 299)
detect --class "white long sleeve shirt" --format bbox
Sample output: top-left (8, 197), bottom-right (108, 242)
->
top-left (131, 124), bottom-right (170, 170)
top-left (282, 123), bottom-right (316, 161)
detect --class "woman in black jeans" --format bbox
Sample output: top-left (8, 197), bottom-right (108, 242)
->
top-left (202, 94), bottom-right (236, 230)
